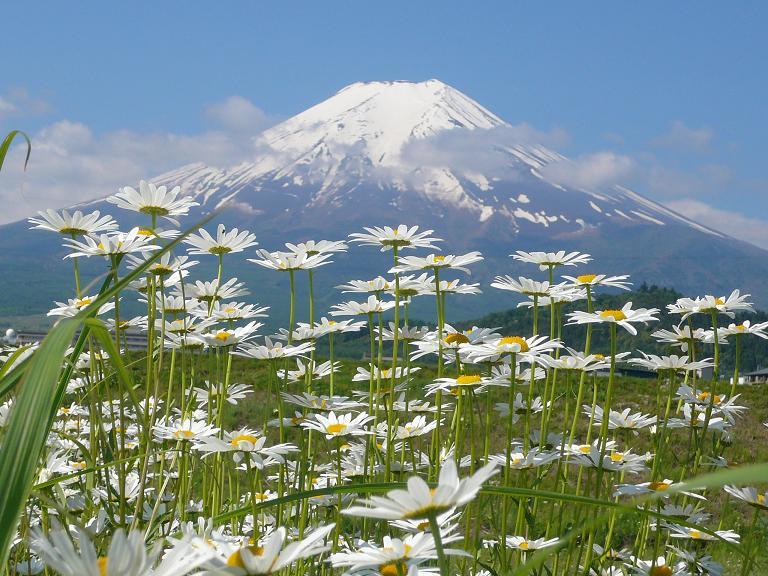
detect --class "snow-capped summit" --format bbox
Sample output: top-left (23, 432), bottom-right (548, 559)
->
top-left (261, 79), bottom-right (506, 166)
top-left (151, 79), bottom-right (717, 240)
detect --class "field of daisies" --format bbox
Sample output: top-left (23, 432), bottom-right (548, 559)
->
top-left (0, 177), bottom-right (766, 576)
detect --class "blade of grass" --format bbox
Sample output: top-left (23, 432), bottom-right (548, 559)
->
top-left (0, 130), bottom-right (31, 172)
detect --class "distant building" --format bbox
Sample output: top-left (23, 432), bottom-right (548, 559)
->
top-left (733, 367), bottom-right (768, 385)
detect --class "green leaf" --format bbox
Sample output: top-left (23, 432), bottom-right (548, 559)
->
top-left (0, 318), bottom-right (79, 566)
top-left (0, 130), bottom-right (31, 172)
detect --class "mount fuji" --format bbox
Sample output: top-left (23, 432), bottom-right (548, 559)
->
top-left (2, 79), bottom-right (768, 326)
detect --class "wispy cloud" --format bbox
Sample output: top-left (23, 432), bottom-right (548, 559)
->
top-left (0, 96), bottom-right (271, 224)
top-left (540, 151), bottom-right (634, 189)
top-left (0, 88), bottom-right (51, 121)
top-left (665, 198), bottom-right (768, 249)
top-left (654, 120), bottom-right (714, 152)
top-left (204, 95), bottom-right (275, 133)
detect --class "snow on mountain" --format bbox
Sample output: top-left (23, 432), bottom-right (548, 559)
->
top-left (151, 79), bottom-right (722, 241)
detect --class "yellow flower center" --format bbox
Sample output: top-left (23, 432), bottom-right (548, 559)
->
top-left (444, 333), bottom-right (470, 345)
top-left (60, 226), bottom-right (88, 236)
top-left (227, 546), bottom-right (264, 567)
top-left (72, 461), bottom-right (87, 470)
top-left (649, 481), bottom-right (671, 491)
top-left (290, 416), bottom-right (304, 425)
top-left (379, 561), bottom-right (407, 576)
top-left (326, 423), bottom-right (348, 435)
top-left (715, 298), bottom-right (725, 305)
top-left (594, 354), bottom-right (605, 360)
top-left (224, 307), bottom-right (237, 314)
top-left (758, 494), bottom-right (765, 505)
top-left (696, 392), bottom-right (722, 403)
top-left (75, 298), bottom-right (93, 309)
top-left (498, 336), bottom-right (530, 352)
top-left (689, 530), bottom-right (702, 539)
top-left (174, 429), bottom-right (195, 440)
top-left (610, 452), bottom-right (624, 462)
top-left (432, 255), bottom-right (446, 263)
top-left (230, 433), bottom-right (258, 447)
top-left (518, 540), bottom-right (530, 550)
top-left (416, 521), bottom-right (430, 531)
top-left (381, 368), bottom-right (391, 377)
top-left (600, 310), bottom-right (626, 321)
top-left (456, 374), bottom-right (482, 385)
top-left (650, 566), bottom-right (673, 576)
top-left (733, 324), bottom-right (746, 331)
top-left (576, 274), bottom-right (598, 284)
top-left (137, 228), bottom-right (154, 236)
top-left (578, 445), bottom-right (591, 454)
top-left (215, 331), bottom-right (232, 341)
top-left (209, 245), bottom-right (233, 255)
top-left (97, 557), bottom-right (108, 576)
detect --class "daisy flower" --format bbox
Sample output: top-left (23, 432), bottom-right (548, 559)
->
top-left (561, 273), bottom-right (631, 291)
top-left (586, 405), bottom-right (657, 432)
top-left (153, 417), bottom-right (218, 443)
top-left (723, 485), bottom-right (768, 509)
top-left (233, 338), bottom-right (314, 360)
top-left (284, 239), bottom-right (348, 255)
top-left (667, 290), bottom-right (754, 320)
top-left (463, 335), bottom-right (561, 365)
top-left (626, 557), bottom-right (688, 576)
top-left (248, 249), bottom-right (332, 271)
top-left (300, 411), bottom-right (373, 439)
top-left (503, 536), bottom-right (559, 552)
top-left (180, 278), bottom-right (250, 303)
top-left (511, 250), bottom-right (591, 270)
top-left (349, 225), bottom-right (441, 251)
top-left (282, 391), bottom-right (362, 412)
top-left (722, 319), bottom-right (768, 338)
top-left (629, 353), bottom-right (714, 373)
top-left (194, 428), bottom-right (297, 466)
top-left (48, 296), bottom-right (115, 318)
top-left (197, 322), bottom-right (262, 348)
top-left (184, 224), bottom-right (258, 256)
top-left (490, 276), bottom-right (551, 297)
top-left (126, 252), bottom-right (198, 278)
top-left (330, 295), bottom-right (399, 316)
top-left (198, 301), bottom-right (270, 322)
top-left (109, 180), bottom-right (198, 222)
top-left (388, 252), bottom-right (484, 275)
top-left (330, 532), bottom-right (464, 574)
top-left (337, 277), bottom-right (392, 293)
top-left (343, 459), bottom-right (497, 520)
top-left (668, 525), bottom-right (740, 544)
top-left (29, 209), bottom-right (117, 236)
top-left (64, 228), bottom-right (160, 258)
top-left (211, 524), bottom-right (335, 575)
top-left (566, 302), bottom-right (659, 336)
top-left (32, 527), bottom-right (211, 576)
top-left (651, 326), bottom-right (711, 352)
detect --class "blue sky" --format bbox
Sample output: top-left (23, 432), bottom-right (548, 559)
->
top-left (2, 2), bottom-right (767, 244)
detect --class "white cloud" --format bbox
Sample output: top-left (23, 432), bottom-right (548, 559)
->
top-left (665, 198), bottom-right (768, 249)
top-left (645, 163), bottom-right (732, 198)
top-left (0, 95), bottom-right (273, 224)
top-left (540, 151), bottom-right (634, 189)
top-left (655, 120), bottom-right (714, 152)
top-left (204, 96), bottom-right (272, 133)
top-left (0, 88), bottom-right (51, 120)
